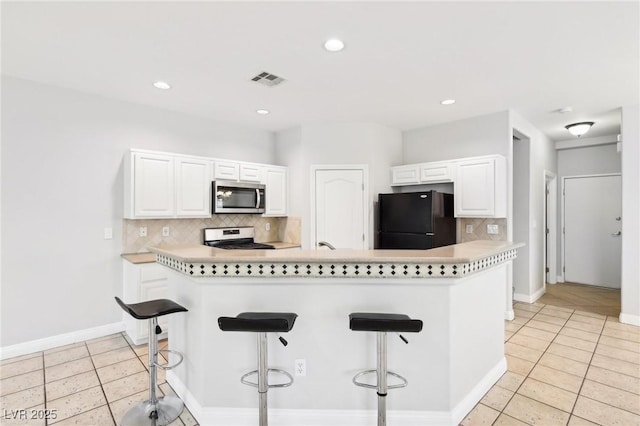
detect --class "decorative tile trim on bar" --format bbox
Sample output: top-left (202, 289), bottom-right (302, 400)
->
top-left (156, 249), bottom-right (517, 279)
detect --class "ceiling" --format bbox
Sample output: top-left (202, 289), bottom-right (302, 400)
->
top-left (2, 2), bottom-right (638, 141)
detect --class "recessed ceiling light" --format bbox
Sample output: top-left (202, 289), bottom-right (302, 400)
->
top-left (153, 81), bottom-right (171, 90)
top-left (324, 39), bottom-right (345, 52)
top-left (441, 99), bottom-right (456, 105)
top-left (256, 109), bottom-right (270, 115)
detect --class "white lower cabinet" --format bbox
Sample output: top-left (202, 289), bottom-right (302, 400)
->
top-left (122, 261), bottom-right (169, 345)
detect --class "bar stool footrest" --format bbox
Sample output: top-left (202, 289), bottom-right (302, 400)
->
top-left (241, 368), bottom-right (294, 389)
top-left (153, 349), bottom-right (184, 371)
top-left (352, 369), bottom-right (408, 390)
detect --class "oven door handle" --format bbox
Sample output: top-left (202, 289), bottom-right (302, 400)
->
top-left (256, 188), bottom-right (261, 209)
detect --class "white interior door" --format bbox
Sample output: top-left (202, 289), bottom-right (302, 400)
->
top-left (564, 175), bottom-right (622, 288)
top-left (314, 168), bottom-right (367, 250)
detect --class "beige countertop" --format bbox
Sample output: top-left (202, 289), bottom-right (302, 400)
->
top-left (121, 252), bottom-right (156, 264)
top-left (122, 241), bottom-right (301, 264)
top-left (149, 240), bottom-right (523, 264)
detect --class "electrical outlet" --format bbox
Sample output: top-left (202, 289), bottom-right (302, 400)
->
top-left (295, 359), bottom-right (306, 377)
top-left (465, 224), bottom-right (473, 234)
top-left (487, 224), bottom-right (499, 235)
top-left (103, 227), bottom-right (113, 240)
top-left (265, 223), bottom-right (271, 231)
top-left (139, 226), bottom-right (147, 237)
top-left (162, 226), bottom-right (170, 237)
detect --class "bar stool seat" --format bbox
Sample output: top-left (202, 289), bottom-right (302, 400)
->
top-left (115, 297), bottom-right (188, 426)
top-left (116, 297), bottom-right (187, 320)
top-left (218, 312), bottom-right (297, 332)
top-left (349, 313), bottom-right (423, 333)
top-left (218, 312), bottom-right (297, 426)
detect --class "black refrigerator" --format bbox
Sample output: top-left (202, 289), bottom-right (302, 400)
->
top-left (376, 191), bottom-right (456, 249)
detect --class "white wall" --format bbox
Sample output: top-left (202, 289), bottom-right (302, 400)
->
top-left (556, 143), bottom-right (622, 279)
top-left (1, 76), bottom-right (275, 347)
top-left (275, 123), bottom-right (402, 249)
top-left (557, 144), bottom-right (621, 177)
top-left (621, 105), bottom-right (640, 325)
top-left (512, 136), bottom-right (530, 298)
top-left (509, 111), bottom-right (557, 301)
top-left (402, 111), bottom-right (510, 162)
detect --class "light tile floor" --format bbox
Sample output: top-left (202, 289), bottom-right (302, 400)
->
top-left (462, 302), bottom-right (640, 426)
top-left (0, 335), bottom-right (197, 425)
top-left (1, 301), bottom-right (638, 426)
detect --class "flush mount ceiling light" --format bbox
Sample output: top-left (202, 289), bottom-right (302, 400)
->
top-left (256, 109), bottom-right (270, 115)
top-left (565, 121), bottom-right (594, 137)
top-left (153, 81), bottom-right (171, 90)
top-left (324, 39), bottom-right (345, 52)
top-left (440, 99), bottom-right (456, 105)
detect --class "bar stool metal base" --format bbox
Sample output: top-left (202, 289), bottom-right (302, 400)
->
top-left (120, 396), bottom-right (184, 426)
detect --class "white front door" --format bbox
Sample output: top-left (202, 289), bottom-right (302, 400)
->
top-left (313, 167), bottom-right (367, 250)
top-left (564, 175), bottom-right (622, 288)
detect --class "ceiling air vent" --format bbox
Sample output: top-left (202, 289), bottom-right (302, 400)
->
top-left (250, 71), bottom-right (286, 87)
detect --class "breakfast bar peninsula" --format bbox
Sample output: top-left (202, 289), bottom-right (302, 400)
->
top-left (150, 240), bottom-right (521, 426)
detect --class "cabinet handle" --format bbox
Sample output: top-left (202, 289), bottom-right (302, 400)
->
top-left (612, 231), bottom-right (621, 236)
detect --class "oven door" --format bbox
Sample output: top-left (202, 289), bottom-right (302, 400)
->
top-left (213, 181), bottom-right (266, 214)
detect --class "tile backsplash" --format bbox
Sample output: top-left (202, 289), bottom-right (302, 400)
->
top-left (457, 218), bottom-right (507, 242)
top-left (122, 215), bottom-right (301, 253)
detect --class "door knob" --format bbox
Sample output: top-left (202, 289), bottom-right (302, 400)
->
top-left (612, 231), bottom-right (621, 236)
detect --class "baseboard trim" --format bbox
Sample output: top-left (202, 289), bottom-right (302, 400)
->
top-left (450, 357), bottom-right (507, 425)
top-left (556, 275), bottom-right (564, 283)
top-left (619, 313), bottom-right (640, 326)
top-left (513, 286), bottom-right (545, 304)
top-left (505, 310), bottom-right (515, 320)
top-left (167, 358), bottom-right (507, 426)
top-left (0, 322), bottom-right (125, 360)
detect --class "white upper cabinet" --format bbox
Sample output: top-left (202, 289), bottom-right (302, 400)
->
top-left (420, 161), bottom-right (454, 183)
top-left (454, 155), bottom-right (506, 218)
top-left (125, 149), bottom-right (288, 219)
top-left (389, 154), bottom-right (506, 218)
top-left (239, 163), bottom-right (264, 182)
top-left (128, 152), bottom-right (175, 218)
top-left (391, 164), bottom-right (420, 185)
top-left (214, 160), bottom-right (240, 181)
top-left (176, 157), bottom-right (212, 217)
top-left (263, 166), bottom-right (287, 216)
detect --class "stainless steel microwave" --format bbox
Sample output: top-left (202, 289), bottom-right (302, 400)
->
top-left (212, 180), bottom-right (265, 214)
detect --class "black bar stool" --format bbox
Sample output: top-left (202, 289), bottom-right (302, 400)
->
top-left (115, 297), bottom-right (188, 426)
top-left (218, 312), bottom-right (297, 426)
top-left (349, 313), bottom-right (423, 426)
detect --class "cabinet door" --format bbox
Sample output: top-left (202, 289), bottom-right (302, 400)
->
top-left (136, 266), bottom-right (169, 340)
top-left (214, 160), bottom-right (239, 181)
top-left (239, 163), bottom-right (264, 182)
top-left (391, 165), bottom-right (420, 185)
top-left (134, 152), bottom-right (175, 217)
top-left (455, 158), bottom-right (495, 217)
top-left (264, 167), bottom-right (287, 216)
top-left (176, 157), bottom-right (212, 217)
top-left (420, 162), bottom-right (453, 183)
